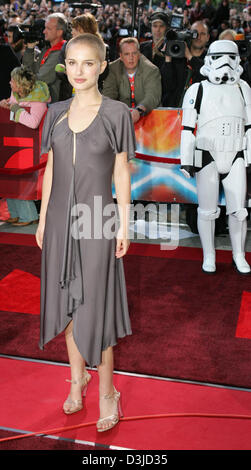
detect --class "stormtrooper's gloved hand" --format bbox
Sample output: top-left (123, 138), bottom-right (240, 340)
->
top-left (180, 165), bottom-right (195, 178)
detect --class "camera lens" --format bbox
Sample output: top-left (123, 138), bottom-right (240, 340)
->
top-left (171, 43), bottom-right (180, 54)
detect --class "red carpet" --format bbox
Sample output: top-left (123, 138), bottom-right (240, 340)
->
top-left (0, 269), bottom-right (40, 314)
top-left (1, 240), bottom-right (251, 388)
top-left (1, 357), bottom-right (251, 450)
top-left (236, 291), bottom-right (251, 339)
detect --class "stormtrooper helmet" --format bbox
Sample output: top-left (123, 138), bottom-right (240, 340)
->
top-left (200, 40), bottom-right (243, 84)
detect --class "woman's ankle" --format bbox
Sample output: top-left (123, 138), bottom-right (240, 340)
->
top-left (99, 384), bottom-right (115, 398)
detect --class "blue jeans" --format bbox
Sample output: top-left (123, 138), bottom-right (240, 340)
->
top-left (6, 199), bottom-right (38, 222)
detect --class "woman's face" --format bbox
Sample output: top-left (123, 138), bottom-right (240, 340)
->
top-left (65, 43), bottom-right (106, 92)
top-left (71, 27), bottom-right (83, 38)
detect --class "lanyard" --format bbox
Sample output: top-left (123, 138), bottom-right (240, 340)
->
top-left (128, 74), bottom-right (136, 108)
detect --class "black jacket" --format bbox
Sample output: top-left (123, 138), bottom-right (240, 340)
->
top-left (160, 51), bottom-right (206, 108)
top-left (140, 40), bottom-right (165, 70)
top-left (140, 39), bottom-right (206, 107)
top-left (0, 42), bottom-right (20, 100)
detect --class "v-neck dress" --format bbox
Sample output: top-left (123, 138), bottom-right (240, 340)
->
top-left (39, 96), bottom-right (136, 367)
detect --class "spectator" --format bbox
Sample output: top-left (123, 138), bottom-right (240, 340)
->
top-left (7, 25), bottom-right (25, 61)
top-left (189, 2), bottom-right (204, 25)
top-left (22, 12), bottom-right (67, 102)
top-left (217, 19), bottom-right (230, 37)
top-left (183, 0), bottom-right (193, 12)
top-left (0, 65), bottom-right (50, 226)
top-left (188, 21), bottom-right (210, 59)
top-left (157, 1), bottom-right (171, 14)
top-left (183, 8), bottom-right (191, 28)
top-left (0, 36), bottom-right (20, 100)
top-left (102, 37), bottom-right (161, 123)
top-left (218, 28), bottom-right (236, 40)
top-left (140, 11), bottom-right (170, 70)
top-left (138, 14), bottom-right (151, 40)
top-left (213, 0), bottom-right (230, 29)
top-left (2, 65), bottom-right (50, 127)
top-left (230, 16), bottom-right (244, 34)
top-left (243, 5), bottom-right (251, 23)
top-left (201, 0), bottom-right (216, 25)
top-left (160, 21), bottom-right (208, 108)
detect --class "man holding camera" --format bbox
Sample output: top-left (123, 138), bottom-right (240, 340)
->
top-left (22, 13), bottom-right (67, 103)
top-left (140, 11), bottom-right (170, 69)
top-left (161, 20), bottom-right (210, 108)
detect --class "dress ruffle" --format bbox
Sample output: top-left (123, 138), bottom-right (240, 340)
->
top-left (59, 171), bottom-right (84, 316)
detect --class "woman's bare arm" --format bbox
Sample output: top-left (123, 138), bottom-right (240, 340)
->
top-left (113, 151), bottom-right (131, 258)
top-left (35, 149), bottom-right (53, 249)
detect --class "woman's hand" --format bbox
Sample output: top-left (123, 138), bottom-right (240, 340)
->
top-left (0, 99), bottom-right (10, 109)
top-left (35, 222), bottom-right (45, 249)
top-left (115, 227), bottom-right (130, 258)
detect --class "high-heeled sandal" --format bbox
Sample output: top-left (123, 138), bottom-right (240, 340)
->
top-left (63, 371), bottom-right (91, 415)
top-left (96, 387), bottom-right (123, 432)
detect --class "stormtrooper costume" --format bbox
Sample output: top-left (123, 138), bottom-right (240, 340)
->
top-left (180, 40), bottom-right (251, 274)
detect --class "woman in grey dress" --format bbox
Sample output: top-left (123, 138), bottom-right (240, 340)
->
top-left (35, 33), bottom-right (136, 432)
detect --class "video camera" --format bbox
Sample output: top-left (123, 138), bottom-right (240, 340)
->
top-left (17, 20), bottom-right (45, 49)
top-left (161, 14), bottom-right (198, 59)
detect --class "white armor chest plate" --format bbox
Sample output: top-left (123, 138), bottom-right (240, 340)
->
top-left (196, 82), bottom-right (246, 160)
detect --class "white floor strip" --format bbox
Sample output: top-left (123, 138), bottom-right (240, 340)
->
top-left (0, 425), bottom-right (133, 450)
top-left (1, 353), bottom-right (250, 393)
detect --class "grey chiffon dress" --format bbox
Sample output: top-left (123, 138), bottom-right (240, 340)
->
top-left (39, 96), bottom-right (136, 367)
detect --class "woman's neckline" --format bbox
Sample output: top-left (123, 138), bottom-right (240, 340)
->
top-left (67, 95), bottom-right (104, 135)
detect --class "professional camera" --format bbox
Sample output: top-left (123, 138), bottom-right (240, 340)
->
top-left (18, 20), bottom-right (45, 49)
top-left (161, 14), bottom-right (198, 59)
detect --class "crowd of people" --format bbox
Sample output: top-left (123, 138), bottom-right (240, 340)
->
top-left (1, 0), bottom-right (251, 45)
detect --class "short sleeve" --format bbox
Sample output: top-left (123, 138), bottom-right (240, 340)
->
top-left (40, 106), bottom-right (53, 155)
top-left (40, 100), bottom-right (72, 155)
top-left (113, 104), bottom-right (137, 161)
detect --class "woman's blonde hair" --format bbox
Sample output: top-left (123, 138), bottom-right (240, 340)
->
top-left (71, 13), bottom-right (102, 39)
top-left (218, 29), bottom-right (236, 40)
top-left (66, 33), bottom-right (106, 62)
top-left (11, 66), bottom-right (36, 96)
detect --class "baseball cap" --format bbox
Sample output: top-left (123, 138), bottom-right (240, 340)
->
top-left (150, 12), bottom-right (171, 27)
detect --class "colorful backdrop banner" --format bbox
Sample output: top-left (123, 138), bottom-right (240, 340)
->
top-left (127, 109), bottom-right (249, 205)
top-left (0, 107), bottom-right (46, 200)
top-left (117, 108), bottom-right (201, 204)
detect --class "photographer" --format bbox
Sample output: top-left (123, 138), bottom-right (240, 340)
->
top-left (161, 20), bottom-right (209, 108)
top-left (7, 25), bottom-right (25, 61)
top-left (0, 23), bottom-right (20, 100)
top-left (140, 11), bottom-right (170, 70)
top-left (22, 13), bottom-right (67, 103)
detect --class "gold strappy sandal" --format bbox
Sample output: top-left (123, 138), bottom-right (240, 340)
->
top-left (96, 387), bottom-right (123, 432)
top-left (63, 371), bottom-right (92, 415)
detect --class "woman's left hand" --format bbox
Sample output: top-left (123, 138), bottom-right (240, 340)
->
top-left (116, 229), bottom-right (130, 258)
top-left (0, 99), bottom-right (10, 109)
